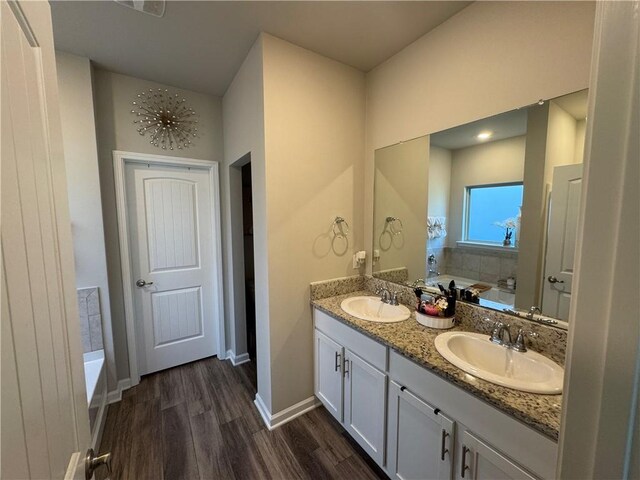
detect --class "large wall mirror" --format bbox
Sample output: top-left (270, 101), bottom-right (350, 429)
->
top-left (373, 89), bottom-right (588, 327)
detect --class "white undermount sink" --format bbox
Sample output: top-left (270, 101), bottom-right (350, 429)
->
top-left (434, 331), bottom-right (564, 394)
top-left (340, 296), bottom-right (411, 323)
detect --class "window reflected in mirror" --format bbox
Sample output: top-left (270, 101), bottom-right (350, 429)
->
top-left (465, 183), bottom-right (523, 245)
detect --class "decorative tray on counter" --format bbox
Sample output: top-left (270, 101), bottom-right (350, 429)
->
top-left (415, 310), bottom-right (455, 330)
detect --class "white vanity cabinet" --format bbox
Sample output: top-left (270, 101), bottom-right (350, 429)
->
top-left (388, 350), bottom-right (557, 480)
top-left (314, 310), bottom-right (388, 465)
top-left (314, 329), bottom-right (344, 421)
top-left (343, 348), bottom-right (387, 464)
top-left (386, 378), bottom-right (538, 480)
top-left (459, 430), bottom-right (537, 480)
top-left (312, 307), bottom-right (558, 479)
top-left (386, 380), bottom-right (455, 480)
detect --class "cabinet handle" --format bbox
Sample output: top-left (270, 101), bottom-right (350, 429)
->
top-left (461, 445), bottom-right (470, 478)
top-left (335, 352), bottom-right (341, 372)
top-left (344, 358), bottom-right (350, 377)
top-left (440, 429), bottom-right (449, 461)
top-left (440, 428), bottom-right (449, 462)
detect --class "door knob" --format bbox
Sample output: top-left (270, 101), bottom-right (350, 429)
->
top-left (136, 279), bottom-right (154, 287)
top-left (85, 448), bottom-right (111, 480)
top-left (547, 276), bottom-right (564, 284)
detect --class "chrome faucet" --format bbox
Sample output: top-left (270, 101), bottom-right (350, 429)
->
top-left (376, 287), bottom-right (399, 306)
top-left (511, 328), bottom-right (539, 352)
top-left (483, 318), bottom-right (539, 352)
top-left (502, 307), bottom-right (559, 326)
top-left (486, 320), bottom-right (512, 346)
top-left (427, 254), bottom-right (440, 278)
top-left (526, 306), bottom-right (541, 320)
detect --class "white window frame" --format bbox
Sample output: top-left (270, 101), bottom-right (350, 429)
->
top-left (462, 181), bottom-right (523, 247)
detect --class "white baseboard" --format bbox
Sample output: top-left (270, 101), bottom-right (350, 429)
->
top-left (225, 349), bottom-right (251, 366)
top-left (254, 394), bottom-right (321, 430)
top-left (106, 378), bottom-right (132, 404)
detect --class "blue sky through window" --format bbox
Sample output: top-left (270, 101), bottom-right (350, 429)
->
top-left (466, 184), bottom-right (523, 243)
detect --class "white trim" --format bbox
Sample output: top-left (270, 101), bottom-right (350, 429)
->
top-left (226, 350), bottom-right (251, 366)
top-left (557, 2), bottom-right (640, 478)
top-left (254, 394), bottom-right (321, 430)
top-left (106, 378), bottom-right (132, 405)
top-left (455, 241), bottom-right (519, 253)
top-left (91, 397), bottom-right (107, 451)
top-left (64, 452), bottom-right (83, 480)
top-left (112, 150), bottom-right (226, 385)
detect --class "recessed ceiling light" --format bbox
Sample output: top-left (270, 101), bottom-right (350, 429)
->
top-left (477, 131), bottom-right (493, 140)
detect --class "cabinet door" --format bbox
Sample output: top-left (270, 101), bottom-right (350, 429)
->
top-left (460, 430), bottom-right (538, 480)
top-left (387, 381), bottom-right (455, 480)
top-left (314, 329), bottom-right (344, 422)
top-left (344, 348), bottom-right (387, 466)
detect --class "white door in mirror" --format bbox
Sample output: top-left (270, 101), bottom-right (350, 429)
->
top-left (341, 296), bottom-right (410, 323)
top-left (434, 331), bottom-right (564, 394)
top-left (542, 163), bottom-right (583, 320)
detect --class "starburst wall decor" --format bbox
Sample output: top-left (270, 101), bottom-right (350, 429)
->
top-left (131, 88), bottom-right (198, 150)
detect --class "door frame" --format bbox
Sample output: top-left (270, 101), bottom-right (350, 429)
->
top-left (113, 150), bottom-right (226, 385)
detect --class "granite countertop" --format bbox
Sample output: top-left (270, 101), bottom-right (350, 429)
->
top-left (311, 290), bottom-right (562, 441)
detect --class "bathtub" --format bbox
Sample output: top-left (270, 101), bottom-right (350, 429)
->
top-left (423, 274), bottom-right (515, 309)
top-left (84, 350), bottom-right (107, 448)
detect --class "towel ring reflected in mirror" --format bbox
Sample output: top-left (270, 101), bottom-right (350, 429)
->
top-left (385, 216), bottom-right (404, 235)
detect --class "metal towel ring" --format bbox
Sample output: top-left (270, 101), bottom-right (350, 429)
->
top-left (332, 216), bottom-right (350, 238)
top-left (386, 216), bottom-right (403, 235)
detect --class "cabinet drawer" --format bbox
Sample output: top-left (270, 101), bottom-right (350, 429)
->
top-left (314, 309), bottom-right (387, 371)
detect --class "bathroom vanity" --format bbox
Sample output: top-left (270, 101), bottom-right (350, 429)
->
top-left (311, 287), bottom-right (562, 480)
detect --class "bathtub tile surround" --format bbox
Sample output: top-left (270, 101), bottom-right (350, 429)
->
top-left (440, 245), bottom-right (519, 284)
top-left (77, 287), bottom-right (104, 353)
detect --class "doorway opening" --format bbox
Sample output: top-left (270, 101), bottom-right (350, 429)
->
top-left (229, 152), bottom-right (257, 391)
top-left (241, 162), bottom-right (256, 362)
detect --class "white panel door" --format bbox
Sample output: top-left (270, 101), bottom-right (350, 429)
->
top-left (542, 164), bottom-right (583, 320)
top-left (387, 381), bottom-right (455, 480)
top-left (2, 1), bottom-right (92, 478)
top-left (344, 348), bottom-right (387, 466)
top-left (125, 162), bottom-right (219, 374)
top-left (460, 430), bottom-right (537, 480)
top-left (314, 329), bottom-right (344, 422)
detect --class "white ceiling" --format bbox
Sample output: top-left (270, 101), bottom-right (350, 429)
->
top-left (430, 109), bottom-right (529, 150)
top-left (552, 89), bottom-right (589, 119)
top-left (430, 89), bottom-right (589, 150)
top-left (50, 1), bottom-right (471, 97)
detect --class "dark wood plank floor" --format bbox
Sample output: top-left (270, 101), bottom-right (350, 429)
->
top-left (98, 357), bottom-right (388, 480)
